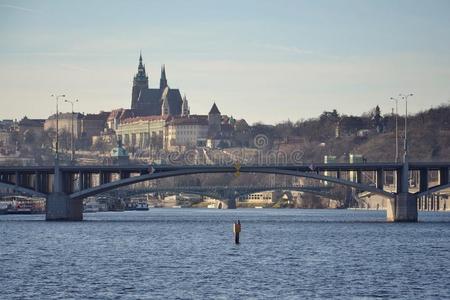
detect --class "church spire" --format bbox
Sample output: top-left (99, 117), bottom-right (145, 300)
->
top-left (160, 64), bottom-right (168, 89)
top-left (131, 51), bottom-right (149, 109)
top-left (138, 51), bottom-right (145, 71)
top-left (181, 94), bottom-right (190, 116)
top-left (134, 52), bottom-right (148, 80)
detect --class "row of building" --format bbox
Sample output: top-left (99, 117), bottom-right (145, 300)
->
top-left (112, 103), bottom-right (236, 151)
top-left (0, 53), bottom-right (246, 155)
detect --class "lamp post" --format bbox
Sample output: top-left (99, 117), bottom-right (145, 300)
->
top-left (390, 97), bottom-right (400, 163)
top-left (51, 94), bottom-right (66, 162)
top-left (51, 94), bottom-right (65, 194)
top-left (65, 99), bottom-right (78, 162)
top-left (399, 93), bottom-right (413, 163)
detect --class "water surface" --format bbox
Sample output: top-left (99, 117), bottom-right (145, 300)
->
top-left (1, 209), bottom-right (449, 299)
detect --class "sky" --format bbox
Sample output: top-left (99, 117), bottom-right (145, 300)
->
top-left (0, 0), bottom-right (449, 124)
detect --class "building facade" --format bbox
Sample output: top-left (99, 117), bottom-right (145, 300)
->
top-left (115, 102), bottom-right (234, 152)
top-left (116, 116), bottom-right (169, 150)
top-left (165, 116), bottom-right (209, 150)
top-left (44, 113), bottom-right (83, 138)
top-left (44, 112), bottom-right (108, 146)
top-left (18, 117), bottom-right (45, 136)
top-left (81, 112), bottom-right (109, 141)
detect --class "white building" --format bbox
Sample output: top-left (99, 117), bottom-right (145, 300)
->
top-left (165, 116), bottom-right (209, 150)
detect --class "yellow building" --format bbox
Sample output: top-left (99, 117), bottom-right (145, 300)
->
top-left (116, 115), bottom-right (168, 150)
top-left (239, 191), bottom-right (275, 204)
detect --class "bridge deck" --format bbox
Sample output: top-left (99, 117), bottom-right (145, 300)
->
top-left (0, 162), bottom-right (448, 174)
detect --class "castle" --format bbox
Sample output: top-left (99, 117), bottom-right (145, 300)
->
top-left (108, 53), bottom-right (235, 151)
top-left (130, 53), bottom-right (188, 117)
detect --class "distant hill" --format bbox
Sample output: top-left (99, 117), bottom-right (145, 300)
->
top-left (236, 103), bottom-right (450, 162)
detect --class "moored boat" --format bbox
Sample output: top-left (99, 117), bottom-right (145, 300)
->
top-left (134, 202), bottom-right (149, 211)
top-left (84, 202), bottom-right (100, 213)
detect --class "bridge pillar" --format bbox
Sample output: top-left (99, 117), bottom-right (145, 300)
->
top-left (227, 197), bottom-right (237, 209)
top-left (387, 162), bottom-right (417, 222)
top-left (439, 167), bottom-right (449, 185)
top-left (419, 168), bottom-right (428, 193)
top-left (376, 169), bottom-right (383, 190)
top-left (387, 193), bottom-right (418, 222)
top-left (100, 172), bottom-right (112, 185)
top-left (46, 192), bottom-right (83, 221)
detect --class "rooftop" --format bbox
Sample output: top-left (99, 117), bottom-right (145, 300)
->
top-left (209, 103), bottom-right (221, 115)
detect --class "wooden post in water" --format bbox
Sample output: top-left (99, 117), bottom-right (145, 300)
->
top-left (233, 220), bottom-right (241, 244)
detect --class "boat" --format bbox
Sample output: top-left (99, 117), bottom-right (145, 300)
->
top-left (125, 202), bottom-right (149, 211)
top-left (134, 202), bottom-right (149, 211)
top-left (7, 207), bottom-right (33, 214)
top-left (0, 203), bottom-right (8, 214)
top-left (84, 202), bottom-right (100, 213)
top-left (7, 202), bottom-right (33, 214)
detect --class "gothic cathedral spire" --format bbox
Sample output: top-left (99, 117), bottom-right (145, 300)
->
top-left (131, 52), bottom-right (149, 109)
top-left (134, 52), bottom-right (148, 86)
top-left (160, 64), bottom-right (168, 90)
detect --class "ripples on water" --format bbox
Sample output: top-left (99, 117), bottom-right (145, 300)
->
top-left (1, 209), bottom-right (450, 299)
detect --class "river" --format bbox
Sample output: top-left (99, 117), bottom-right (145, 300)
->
top-left (1, 209), bottom-right (449, 299)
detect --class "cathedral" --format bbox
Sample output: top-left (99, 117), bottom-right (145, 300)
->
top-left (130, 53), bottom-right (188, 117)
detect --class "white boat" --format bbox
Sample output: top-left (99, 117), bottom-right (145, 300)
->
top-left (84, 202), bottom-right (100, 213)
top-left (172, 205), bottom-right (182, 208)
top-left (207, 204), bottom-right (216, 209)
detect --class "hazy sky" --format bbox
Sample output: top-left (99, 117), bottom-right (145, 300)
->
top-left (1, 0), bottom-right (449, 124)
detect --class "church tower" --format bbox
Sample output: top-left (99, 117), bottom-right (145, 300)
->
top-left (131, 52), bottom-right (149, 109)
top-left (181, 94), bottom-right (190, 117)
top-left (208, 102), bottom-right (221, 136)
top-left (160, 64), bottom-right (168, 90)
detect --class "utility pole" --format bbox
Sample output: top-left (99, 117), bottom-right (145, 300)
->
top-left (65, 99), bottom-right (78, 162)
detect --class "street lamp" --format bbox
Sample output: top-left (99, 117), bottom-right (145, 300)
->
top-left (65, 99), bottom-right (78, 162)
top-left (50, 94), bottom-right (66, 162)
top-left (390, 96), bottom-right (400, 163)
top-left (399, 93), bottom-right (414, 163)
top-left (391, 97), bottom-right (398, 162)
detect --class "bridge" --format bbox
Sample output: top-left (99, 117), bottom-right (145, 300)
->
top-left (103, 185), bottom-right (336, 209)
top-left (0, 161), bottom-right (449, 222)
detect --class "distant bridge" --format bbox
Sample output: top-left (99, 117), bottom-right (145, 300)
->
top-left (102, 185), bottom-right (337, 208)
top-left (0, 162), bottom-right (448, 221)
